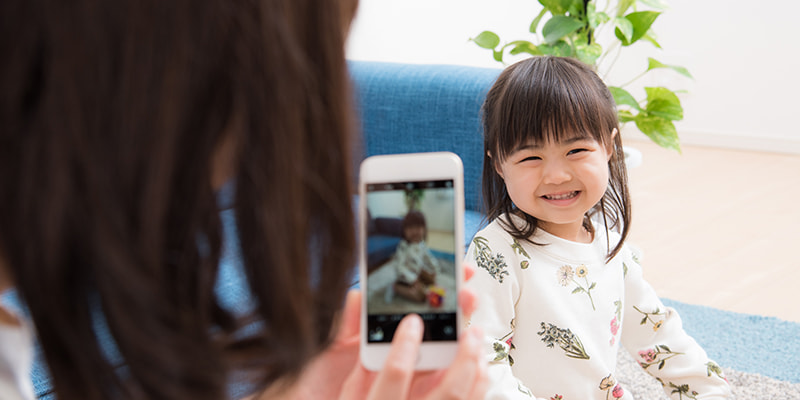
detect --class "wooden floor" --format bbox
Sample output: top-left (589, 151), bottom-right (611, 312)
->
top-left (624, 138), bottom-right (800, 322)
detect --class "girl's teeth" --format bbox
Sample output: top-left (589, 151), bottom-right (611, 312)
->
top-left (545, 191), bottom-right (577, 200)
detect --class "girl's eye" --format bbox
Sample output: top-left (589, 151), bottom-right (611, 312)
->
top-left (520, 156), bottom-right (541, 162)
top-left (567, 148), bottom-right (588, 156)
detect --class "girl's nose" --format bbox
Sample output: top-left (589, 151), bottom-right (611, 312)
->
top-left (542, 160), bottom-right (572, 185)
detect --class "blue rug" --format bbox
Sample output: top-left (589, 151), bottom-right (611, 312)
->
top-left (662, 298), bottom-right (800, 383)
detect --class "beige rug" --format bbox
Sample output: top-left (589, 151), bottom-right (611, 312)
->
top-left (616, 348), bottom-right (800, 399)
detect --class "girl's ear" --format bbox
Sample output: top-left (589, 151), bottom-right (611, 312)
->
top-left (488, 151), bottom-right (504, 179)
top-left (607, 128), bottom-right (618, 161)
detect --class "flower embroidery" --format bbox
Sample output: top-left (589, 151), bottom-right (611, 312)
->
top-left (492, 330), bottom-right (516, 366)
top-left (609, 300), bottom-right (622, 345)
top-left (518, 382), bottom-right (533, 397)
top-left (598, 374), bottom-right (625, 399)
top-left (473, 236), bottom-right (510, 283)
top-left (510, 239), bottom-right (530, 257)
top-left (706, 361), bottom-right (727, 381)
top-left (634, 305), bottom-right (666, 331)
top-left (637, 344), bottom-right (684, 370)
top-left (557, 265), bottom-right (574, 286)
top-left (599, 374), bottom-right (615, 390)
top-left (557, 264), bottom-right (597, 310)
top-left (537, 322), bottom-right (590, 360)
top-left (510, 239), bottom-right (531, 269)
top-left (550, 396), bottom-right (563, 400)
top-left (668, 382), bottom-right (699, 399)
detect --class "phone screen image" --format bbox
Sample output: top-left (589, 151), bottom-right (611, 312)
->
top-left (364, 179), bottom-right (459, 343)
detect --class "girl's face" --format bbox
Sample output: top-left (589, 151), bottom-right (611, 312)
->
top-left (495, 133), bottom-right (613, 242)
top-left (404, 225), bottom-right (426, 244)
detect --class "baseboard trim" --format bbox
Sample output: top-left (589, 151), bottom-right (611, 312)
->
top-left (621, 127), bottom-right (800, 155)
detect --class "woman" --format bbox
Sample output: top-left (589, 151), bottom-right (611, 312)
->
top-left (0, 0), bottom-right (487, 399)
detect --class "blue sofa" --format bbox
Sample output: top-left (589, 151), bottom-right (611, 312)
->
top-left (350, 61), bottom-right (501, 244)
top-left (1, 61), bottom-right (503, 398)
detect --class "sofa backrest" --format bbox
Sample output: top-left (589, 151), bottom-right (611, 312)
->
top-left (349, 61), bottom-right (501, 213)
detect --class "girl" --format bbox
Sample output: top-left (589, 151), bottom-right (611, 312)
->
top-left (466, 56), bottom-right (731, 399)
top-left (392, 211), bottom-right (440, 303)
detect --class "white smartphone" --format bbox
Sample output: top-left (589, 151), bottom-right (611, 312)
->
top-left (358, 152), bottom-right (464, 371)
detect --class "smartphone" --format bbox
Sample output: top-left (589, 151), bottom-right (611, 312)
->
top-left (358, 152), bottom-right (464, 371)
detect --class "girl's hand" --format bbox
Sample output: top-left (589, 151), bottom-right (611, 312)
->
top-left (282, 265), bottom-right (487, 400)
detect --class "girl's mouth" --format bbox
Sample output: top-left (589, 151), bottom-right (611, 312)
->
top-left (542, 191), bottom-right (579, 201)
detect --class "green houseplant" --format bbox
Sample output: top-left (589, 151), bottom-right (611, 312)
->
top-left (471, 0), bottom-right (691, 152)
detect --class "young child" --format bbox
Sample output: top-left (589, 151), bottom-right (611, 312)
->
top-left (466, 56), bottom-right (732, 399)
top-left (391, 210), bottom-right (440, 303)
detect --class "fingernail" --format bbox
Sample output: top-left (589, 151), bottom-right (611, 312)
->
top-left (403, 314), bottom-right (423, 337)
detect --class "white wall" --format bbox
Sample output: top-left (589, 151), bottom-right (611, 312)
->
top-left (347, 0), bottom-right (800, 154)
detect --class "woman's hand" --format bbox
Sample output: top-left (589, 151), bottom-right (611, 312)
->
top-left (282, 265), bottom-right (487, 400)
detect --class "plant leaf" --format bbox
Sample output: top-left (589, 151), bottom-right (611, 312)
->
top-left (493, 49), bottom-right (504, 63)
top-left (567, 0), bottom-right (585, 17)
top-left (538, 0), bottom-right (573, 16)
top-left (614, 17), bottom-right (634, 44)
top-left (538, 41), bottom-right (573, 57)
top-left (616, 0), bottom-right (636, 17)
top-left (572, 287), bottom-right (584, 294)
top-left (635, 114), bottom-right (681, 152)
top-left (645, 87), bottom-right (683, 121)
top-left (542, 15), bottom-right (584, 44)
top-left (618, 110), bottom-right (636, 123)
top-left (590, 10), bottom-right (610, 29)
top-left (508, 40), bottom-right (543, 56)
top-left (640, 31), bottom-right (663, 49)
top-left (647, 58), bottom-right (693, 79)
top-left (639, 0), bottom-right (670, 10)
top-left (615, 11), bottom-right (661, 46)
top-left (472, 30), bottom-right (501, 49)
top-left (609, 86), bottom-right (642, 111)
top-left (576, 42), bottom-right (602, 65)
top-left (530, 8), bottom-right (549, 33)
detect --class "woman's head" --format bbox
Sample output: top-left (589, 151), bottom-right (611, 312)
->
top-left (402, 210), bottom-right (428, 243)
top-left (481, 56), bottom-right (630, 258)
top-left (0, 0), bottom-right (358, 398)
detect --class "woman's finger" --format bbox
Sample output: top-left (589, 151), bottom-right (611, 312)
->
top-left (463, 263), bottom-right (475, 282)
top-left (366, 314), bottom-right (424, 399)
top-left (423, 326), bottom-right (487, 399)
top-left (335, 289), bottom-right (361, 342)
top-left (458, 288), bottom-right (477, 321)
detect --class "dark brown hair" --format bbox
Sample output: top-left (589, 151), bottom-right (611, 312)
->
top-left (401, 210), bottom-right (428, 241)
top-left (0, 0), bottom-right (358, 398)
top-left (481, 56), bottom-right (631, 260)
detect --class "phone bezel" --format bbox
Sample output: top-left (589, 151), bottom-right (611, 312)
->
top-left (358, 152), bottom-right (465, 371)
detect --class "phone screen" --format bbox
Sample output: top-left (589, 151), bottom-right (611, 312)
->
top-left (363, 179), bottom-right (459, 343)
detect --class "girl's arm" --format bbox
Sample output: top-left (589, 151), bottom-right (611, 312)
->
top-left (393, 241), bottom-right (418, 283)
top-left (619, 249), bottom-right (732, 399)
top-left (465, 232), bottom-right (547, 400)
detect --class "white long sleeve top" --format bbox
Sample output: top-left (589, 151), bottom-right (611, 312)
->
top-left (0, 307), bottom-right (35, 400)
top-left (393, 239), bottom-right (440, 284)
top-left (465, 214), bottom-right (731, 399)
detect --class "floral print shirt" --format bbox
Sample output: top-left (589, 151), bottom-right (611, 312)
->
top-left (393, 239), bottom-right (440, 284)
top-left (466, 214), bottom-right (731, 399)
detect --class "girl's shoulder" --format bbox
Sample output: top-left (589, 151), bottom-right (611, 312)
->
top-left (469, 215), bottom-right (518, 244)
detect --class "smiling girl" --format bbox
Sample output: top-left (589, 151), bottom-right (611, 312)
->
top-left (466, 56), bottom-right (731, 399)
